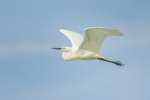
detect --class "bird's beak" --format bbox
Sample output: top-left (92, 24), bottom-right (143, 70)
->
top-left (52, 48), bottom-right (62, 50)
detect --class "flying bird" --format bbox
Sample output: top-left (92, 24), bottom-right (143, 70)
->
top-left (52, 27), bottom-right (124, 66)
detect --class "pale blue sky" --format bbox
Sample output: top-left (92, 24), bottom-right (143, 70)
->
top-left (0, 0), bottom-right (150, 100)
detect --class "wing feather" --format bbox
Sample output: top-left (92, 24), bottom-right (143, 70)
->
top-left (79, 27), bottom-right (123, 53)
top-left (60, 29), bottom-right (84, 49)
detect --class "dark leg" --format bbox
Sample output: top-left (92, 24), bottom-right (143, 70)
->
top-left (97, 58), bottom-right (124, 66)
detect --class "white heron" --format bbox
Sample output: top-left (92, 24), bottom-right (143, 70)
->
top-left (52, 27), bottom-right (124, 66)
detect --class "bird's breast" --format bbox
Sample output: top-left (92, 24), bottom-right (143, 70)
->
top-left (62, 49), bottom-right (99, 61)
top-left (73, 50), bottom-right (98, 60)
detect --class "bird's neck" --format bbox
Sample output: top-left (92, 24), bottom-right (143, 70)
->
top-left (62, 51), bottom-right (72, 60)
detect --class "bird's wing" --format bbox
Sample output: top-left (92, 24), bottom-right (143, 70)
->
top-left (60, 29), bottom-right (84, 49)
top-left (79, 27), bottom-right (124, 53)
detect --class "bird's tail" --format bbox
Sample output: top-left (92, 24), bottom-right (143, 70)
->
top-left (97, 58), bottom-right (124, 66)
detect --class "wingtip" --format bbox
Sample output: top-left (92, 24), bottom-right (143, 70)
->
top-left (59, 29), bottom-right (64, 32)
top-left (116, 30), bottom-right (124, 36)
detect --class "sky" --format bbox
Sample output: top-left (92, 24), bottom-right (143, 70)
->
top-left (0, 0), bottom-right (150, 100)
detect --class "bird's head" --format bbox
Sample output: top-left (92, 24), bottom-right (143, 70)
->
top-left (52, 47), bottom-right (72, 52)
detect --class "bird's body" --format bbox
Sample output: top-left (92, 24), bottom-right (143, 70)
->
top-left (62, 48), bottom-right (100, 60)
top-left (53, 27), bottom-right (124, 66)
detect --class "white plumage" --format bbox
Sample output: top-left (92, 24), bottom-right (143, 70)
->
top-left (53, 27), bottom-right (124, 66)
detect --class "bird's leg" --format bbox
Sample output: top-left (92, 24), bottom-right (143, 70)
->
top-left (97, 58), bottom-right (124, 66)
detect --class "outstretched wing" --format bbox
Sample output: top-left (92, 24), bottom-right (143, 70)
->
top-left (79, 27), bottom-right (124, 53)
top-left (60, 29), bottom-right (84, 49)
